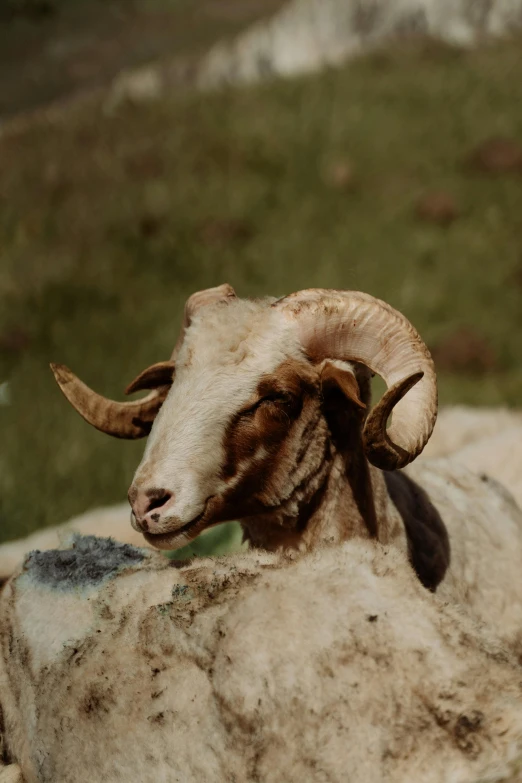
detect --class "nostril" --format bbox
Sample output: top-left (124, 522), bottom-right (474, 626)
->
top-left (145, 491), bottom-right (172, 516)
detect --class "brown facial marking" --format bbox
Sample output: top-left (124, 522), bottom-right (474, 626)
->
top-left (217, 359), bottom-right (319, 519)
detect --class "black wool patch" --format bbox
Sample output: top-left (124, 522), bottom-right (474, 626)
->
top-left (23, 535), bottom-right (145, 590)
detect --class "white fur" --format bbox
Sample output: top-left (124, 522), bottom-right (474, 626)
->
top-left (0, 766), bottom-right (24, 783)
top-left (133, 298), bottom-right (302, 529)
top-left (449, 426), bottom-right (522, 509)
top-left (420, 406), bottom-right (522, 509)
top-left (422, 405), bottom-right (522, 459)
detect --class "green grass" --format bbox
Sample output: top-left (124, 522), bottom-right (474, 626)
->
top-left (166, 522), bottom-right (246, 560)
top-left (1, 36), bottom-right (522, 545)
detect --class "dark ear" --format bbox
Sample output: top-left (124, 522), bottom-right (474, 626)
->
top-left (320, 361), bottom-right (366, 413)
top-left (125, 361), bottom-right (176, 395)
top-left (320, 360), bottom-right (378, 538)
top-left (320, 361), bottom-right (367, 453)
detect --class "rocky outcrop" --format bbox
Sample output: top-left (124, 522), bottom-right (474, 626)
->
top-left (197, 0), bottom-right (522, 88)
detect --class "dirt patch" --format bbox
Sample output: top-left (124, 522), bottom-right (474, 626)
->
top-left (82, 682), bottom-right (116, 717)
top-left (323, 159), bottom-right (357, 192)
top-left (465, 136), bottom-right (522, 175)
top-left (430, 327), bottom-right (499, 374)
top-left (415, 191), bottom-right (460, 226)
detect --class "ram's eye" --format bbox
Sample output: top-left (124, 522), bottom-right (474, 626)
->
top-left (240, 393), bottom-right (292, 418)
top-left (260, 392), bottom-right (291, 407)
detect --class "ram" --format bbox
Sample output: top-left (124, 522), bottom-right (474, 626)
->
top-left (51, 285), bottom-right (522, 636)
top-left (2, 535), bottom-right (522, 783)
top-left (3, 405), bottom-right (522, 584)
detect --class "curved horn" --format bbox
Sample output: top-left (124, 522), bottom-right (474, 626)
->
top-left (274, 290), bottom-right (437, 470)
top-left (171, 283), bottom-right (237, 360)
top-left (125, 361), bottom-right (175, 395)
top-left (50, 363), bottom-right (169, 439)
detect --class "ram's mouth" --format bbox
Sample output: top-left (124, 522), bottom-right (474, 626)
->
top-left (142, 498), bottom-right (213, 551)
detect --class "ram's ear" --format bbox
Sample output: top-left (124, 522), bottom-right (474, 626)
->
top-left (320, 359), bottom-right (378, 537)
top-left (125, 361), bottom-right (176, 395)
top-left (320, 361), bottom-right (366, 413)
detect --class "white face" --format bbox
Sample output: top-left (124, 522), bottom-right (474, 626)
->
top-left (128, 298), bottom-right (316, 550)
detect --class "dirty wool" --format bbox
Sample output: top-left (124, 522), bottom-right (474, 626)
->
top-left (1, 536), bottom-right (522, 782)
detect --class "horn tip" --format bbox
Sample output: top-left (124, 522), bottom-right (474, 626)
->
top-left (50, 362), bottom-right (73, 385)
top-left (221, 283), bottom-right (236, 298)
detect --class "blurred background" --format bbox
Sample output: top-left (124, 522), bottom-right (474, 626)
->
top-left (0, 0), bottom-right (521, 557)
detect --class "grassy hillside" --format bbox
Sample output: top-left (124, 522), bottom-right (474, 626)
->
top-left (1, 36), bottom-right (521, 544)
top-left (0, 0), bottom-right (283, 119)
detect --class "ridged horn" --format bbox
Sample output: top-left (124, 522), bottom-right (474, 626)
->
top-left (171, 283), bottom-right (237, 360)
top-left (274, 289), bottom-right (437, 470)
top-left (50, 363), bottom-right (169, 439)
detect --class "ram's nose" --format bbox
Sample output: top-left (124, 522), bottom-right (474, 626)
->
top-left (128, 485), bottom-right (175, 533)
